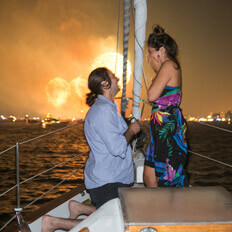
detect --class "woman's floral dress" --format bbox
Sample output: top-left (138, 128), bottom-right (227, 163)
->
top-left (145, 86), bottom-right (189, 187)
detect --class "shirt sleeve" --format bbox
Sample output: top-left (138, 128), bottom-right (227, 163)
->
top-left (93, 105), bottom-right (128, 158)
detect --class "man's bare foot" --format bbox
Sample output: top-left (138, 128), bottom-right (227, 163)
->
top-left (42, 215), bottom-right (55, 232)
top-left (42, 214), bottom-right (80, 231)
top-left (68, 200), bottom-right (96, 219)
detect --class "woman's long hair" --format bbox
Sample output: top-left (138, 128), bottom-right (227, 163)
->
top-left (86, 67), bottom-right (111, 106)
top-left (148, 25), bottom-right (180, 69)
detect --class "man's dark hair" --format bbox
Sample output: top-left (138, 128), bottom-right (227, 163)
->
top-left (86, 67), bottom-right (111, 106)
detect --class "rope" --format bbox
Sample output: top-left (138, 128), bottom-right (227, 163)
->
top-left (0, 122), bottom-right (86, 230)
top-left (19, 151), bottom-right (88, 185)
top-left (19, 121), bottom-right (83, 145)
top-left (115, 0), bottom-right (122, 73)
top-left (0, 151), bottom-right (88, 198)
top-left (121, 0), bottom-right (131, 116)
top-left (0, 122), bottom-right (83, 156)
top-left (193, 121), bottom-right (232, 133)
top-left (0, 215), bottom-right (17, 231)
top-left (0, 164), bottom-right (85, 231)
top-left (0, 145), bottom-right (16, 155)
top-left (0, 184), bottom-right (17, 198)
top-left (23, 165), bottom-right (85, 209)
top-left (142, 121), bottom-right (232, 169)
top-left (189, 150), bottom-right (232, 168)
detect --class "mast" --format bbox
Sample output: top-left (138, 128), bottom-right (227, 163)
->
top-left (132, 0), bottom-right (147, 120)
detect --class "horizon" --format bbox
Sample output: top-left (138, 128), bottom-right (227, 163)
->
top-left (1, 107), bottom-right (232, 121)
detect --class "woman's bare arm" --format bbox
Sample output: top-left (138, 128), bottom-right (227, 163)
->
top-left (147, 60), bottom-right (179, 102)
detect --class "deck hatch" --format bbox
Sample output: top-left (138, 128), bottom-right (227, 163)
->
top-left (118, 186), bottom-right (232, 231)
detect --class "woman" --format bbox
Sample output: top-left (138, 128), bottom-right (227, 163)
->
top-left (143, 25), bottom-right (188, 187)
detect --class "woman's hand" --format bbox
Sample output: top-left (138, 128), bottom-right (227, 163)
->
top-left (146, 54), bottom-right (161, 73)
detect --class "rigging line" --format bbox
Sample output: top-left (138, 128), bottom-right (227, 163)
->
top-left (0, 122), bottom-right (83, 154)
top-left (189, 150), bottom-right (232, 168)
top-left (0, 151), bottom-right (89, 198)
top-left (19, 121), bottom-right (83, 145)
top-left (142, 69), bottom-right (148, 90)
top-left (193, 121), bottom-right (232, 134)
top-left (115, 0), bottom-right (122, 73)
top-left (19, 151), bottom-right (89, 185)
top-left (0, 184), bottom-right (17, 198)
top-left (0, 215), bottom-right (16, 231)
top-left (121, 0), bottom-right (130, 101)
top-left (0, 144), bottom-right (16, 155)
top-left (24, 165), bottom-right (84, 210)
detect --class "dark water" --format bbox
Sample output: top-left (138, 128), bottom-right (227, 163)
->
top-left (0, 121), bottom-right (89, 229)
top-left (185, 121), bottom-right (232, 192)
top-left (0, 121), bottom-right (232, 229)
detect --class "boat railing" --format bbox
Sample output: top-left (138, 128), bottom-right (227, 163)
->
top-left (0, 120), bottom-right (88, 231)
top-left (0, 118), bottom-right (232, 231)
top-left (187, 120), bottom-right (232, 168)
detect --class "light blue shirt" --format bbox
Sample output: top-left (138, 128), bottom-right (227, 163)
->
top-left (84, 95), bottom-right (134, 189)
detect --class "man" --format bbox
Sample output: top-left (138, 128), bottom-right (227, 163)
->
top-left (42, 67), bottom-right (140, 231)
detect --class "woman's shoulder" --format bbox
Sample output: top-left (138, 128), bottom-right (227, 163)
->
top-left (161, 60), bottom-right (181, 86)
top-left (162, 60), bottom-right (180, 71)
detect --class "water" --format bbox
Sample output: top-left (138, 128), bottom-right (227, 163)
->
top-left (185, 121), bottom-right (232, 191)
top-left (0, 121), bottom-right (89, 229)
top-left (0, 120), bottom-right (232, 229)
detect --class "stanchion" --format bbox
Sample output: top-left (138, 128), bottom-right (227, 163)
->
top-left (14, 142), bottom-right (31, 232)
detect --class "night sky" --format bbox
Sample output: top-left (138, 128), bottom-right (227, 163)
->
top-left (0, 0), bottom-right (231, 119)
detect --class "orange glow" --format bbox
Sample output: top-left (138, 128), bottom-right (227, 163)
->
top-left (45, 52), bottom-right (132, 114)
top-left (46, 78), bottom-right (70, 107)
top-left (91, 52), bottom-right (132, 90)
top-left (70, 77), bottom-right (88, 100)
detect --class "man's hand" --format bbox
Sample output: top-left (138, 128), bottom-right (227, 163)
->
top-left (124, 120), bottom-right (141, 144)
top-left (128, 120), bottom-right (141, 135)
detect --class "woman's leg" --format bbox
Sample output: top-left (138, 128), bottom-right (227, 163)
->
top-left (143, 166), bottom-right (158, 187)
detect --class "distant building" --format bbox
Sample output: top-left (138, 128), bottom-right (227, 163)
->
top-left (225, 110), bottom-right (232, 120)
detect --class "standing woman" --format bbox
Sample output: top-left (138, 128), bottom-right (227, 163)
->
top-left (143, 25), bottom-right (188, 187)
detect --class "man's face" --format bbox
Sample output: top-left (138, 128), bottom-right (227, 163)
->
top-left (108, 71), bottom-right (120, 97)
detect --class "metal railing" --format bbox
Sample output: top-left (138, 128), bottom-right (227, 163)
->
top-left (0, 120), bottom-right (88, 231)
top-left (0, 118), bottom-right (232, 231)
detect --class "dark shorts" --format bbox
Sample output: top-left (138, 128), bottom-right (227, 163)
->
top-left (88, 182), bottom-right (131, 209)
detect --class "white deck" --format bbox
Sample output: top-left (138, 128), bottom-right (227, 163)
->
top-left (69, 198), bottom-right (124, 232)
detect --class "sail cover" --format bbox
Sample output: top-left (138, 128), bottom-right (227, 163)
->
top-left (132, 0), bottom-right (147, 120)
